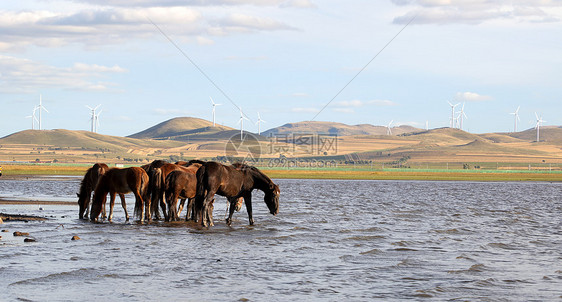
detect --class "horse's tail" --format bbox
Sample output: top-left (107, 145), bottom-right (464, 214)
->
top-left (195, 164), bottom-right (207, 213)
top-left (134, 169), bottom-right (149, 220)
top-left (196, 164), bottom-right (206, 198)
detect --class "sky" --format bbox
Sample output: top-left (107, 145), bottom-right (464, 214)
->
top-left (1, 0), bottom-right (561, 138)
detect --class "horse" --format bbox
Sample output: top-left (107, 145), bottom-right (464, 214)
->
top-left (76, 163), bottom-right (126, 220)
top-left (141, 159), bottom-right (169, 220)
top-left (90, 167), bottom-right (149, 222)
top-left (165, 169), bottom-right (244, 222)
top-left (195, 161), bottom-right (280, 227)
top-left (154, 162), bottom-right (203, 221)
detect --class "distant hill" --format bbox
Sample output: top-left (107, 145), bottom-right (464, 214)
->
top-left (0, 129), bottom-right (184, 151)
top-left (262, 121), bottom-right (421, 137)
top-left (128, 117), bottom-right (234, 140)
top-left (507, 126), bottom-right (562, 143)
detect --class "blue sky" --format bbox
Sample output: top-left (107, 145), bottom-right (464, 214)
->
top-left (1, 0), bottom-right (561, 138)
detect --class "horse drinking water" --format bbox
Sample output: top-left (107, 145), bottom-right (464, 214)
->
top-left (90, 167), bottom-right (149, 222)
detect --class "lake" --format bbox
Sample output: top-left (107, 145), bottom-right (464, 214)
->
top-left (1, 178), bottom-right (561, 301)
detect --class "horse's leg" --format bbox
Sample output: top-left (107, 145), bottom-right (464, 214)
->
top-left (177, 198), bottom-right (187, 220)
top-left (201, 192), bottom-right (215, 227)
top-left (244, 192), bottom-right (254, 225)
top-left (160, 190), bottom-right (168, 222)
top-left (83, 192), bottom-right (91, 218)
top-left (185, 198), bottom-right (193, 221)
top-left (119, 193), bottom-right (129, 221)
top-left (226, 197), bottom-right (237, 226)
top-left (165, 192), bottom-right (177, 222)
top-left (108, 192), bottom-right (116, 221)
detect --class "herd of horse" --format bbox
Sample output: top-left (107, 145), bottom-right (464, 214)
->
top-left (77, 160), bottom-right (280, 227)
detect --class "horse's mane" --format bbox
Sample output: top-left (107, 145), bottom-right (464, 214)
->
top-left (231, 162), bottom-right (273, 186)
top-left (78, 163), bottom-right (107, 196)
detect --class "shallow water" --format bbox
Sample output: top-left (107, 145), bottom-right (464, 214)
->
top-left (1, 178), bottom-right (561, 301)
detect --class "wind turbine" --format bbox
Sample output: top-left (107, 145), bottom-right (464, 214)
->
top-left (457, 103), bottom-right (468, 130)
top-left (25, 106), bottom-right (40, 130)
top-left (86, 104), bottom-right (101, 133)
top-left (37, 94), bottom-right (49, 130)
top-left (256, 112), bottom-right (266, 135)
top-left (210, 97), bottom-right (221, 127)
top-left (386, 120), bottom-right (393, 135)
top-left (94, 108), bottom-right (102, 133)
top-left (510, 106), bottom-right (520, 132)
top-left (534, 112), bottom-right (546, 142)
top-left (238, 107), bottom-right (249, 140)
top-left (448, 101), bottom-right (460, 128)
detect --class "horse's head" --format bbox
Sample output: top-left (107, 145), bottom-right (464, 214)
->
top-left (264, 183), bottom-right (280, 215)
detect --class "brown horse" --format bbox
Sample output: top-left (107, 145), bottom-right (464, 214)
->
top-left (165, 167), bottom-right (243, 222)
top-left (141, 159), bottom-right (169, 220)
top-left (90, 167), bottom-right (149, 222)
top-left (76, 163), bottom-right (126, 220)
top-left (195, 161), bottom-right (280, 227)
top-left (151, 162), bottom-right (203, 221)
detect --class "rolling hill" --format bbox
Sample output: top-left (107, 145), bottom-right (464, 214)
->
top-left (262, 121), bottom-right (421, 137)
top-left (1, 116), bottom-right (561, 165)
top-left (128, 117), bottom-right (234, 140)
top-left (0, 129), bottom-right (184, 151)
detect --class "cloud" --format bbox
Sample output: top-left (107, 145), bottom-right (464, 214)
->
top-left (332, 107), bottom-right (354, 113)
top-left (212, 13), bottom-right (296, 34)
top-left (0, 55), bottom-right (127, 93)
top-left (73, 0), bottom-right (315, 8)
top-left (392, 0), bottom-right (562, 25)
top-left (0, 6), bottom-right (296, 51)
top-left (454, 91), bottom-right (493, 102)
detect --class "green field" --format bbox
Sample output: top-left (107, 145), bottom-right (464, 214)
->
top-left (1, 163), bottom-right (561, 182)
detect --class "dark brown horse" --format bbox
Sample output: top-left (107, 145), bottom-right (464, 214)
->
top-left (155, 162), bottom-right (201, 221)
top-left (141, 159), bottom-right (169, 220)
top-left (90, 167), bottom-right (149, 222)
top-left (195, 161), bottom-right (280, 227)
top-left (165, 168), bottom-right (243, 222)
top-left (76, 163), bottom-right (125, 220)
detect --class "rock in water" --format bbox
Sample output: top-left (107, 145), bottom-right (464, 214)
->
top-left (13, 231), bottom-right (30, 236)
top-left (71, 235), bottom-right (80, 241)
top-left (24, 238), bottom-right (36, 242)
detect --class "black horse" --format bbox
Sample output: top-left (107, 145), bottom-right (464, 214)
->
top-left (195, 161), bottom-right (280, 227)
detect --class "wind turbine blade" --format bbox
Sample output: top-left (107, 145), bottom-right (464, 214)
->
top-left (210, 96), bottom-right (215, 105)
top-left (515, 106), bottom-right (520, 114)
top-left (86, 105), bottom-right (93, 110)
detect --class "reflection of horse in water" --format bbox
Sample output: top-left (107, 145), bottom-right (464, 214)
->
top-left (195, 161), bottom-right (280, 227)
top-left (89, 167), bottom-right (149, 222)
top-left (76, 163), bottom-right (125, 220)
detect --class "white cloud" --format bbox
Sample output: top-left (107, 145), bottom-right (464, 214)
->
top-left (0, 6), bottom-right (296, 51)
top-left (392, 0), bottom-right (562, 24)
top-left (280, 0), bottom-right (317, 8)
top-left (332, 107), bottom-right (354, 113)
top-left (454, 91), bottom-right (493, 102)
top-left (213, 13), bottom-right (296, 33)
top-left (0, 55), bottom-right (127, 93)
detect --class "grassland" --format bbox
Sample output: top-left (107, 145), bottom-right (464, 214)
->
top-left (1, 163), bottom-right (561, 182)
